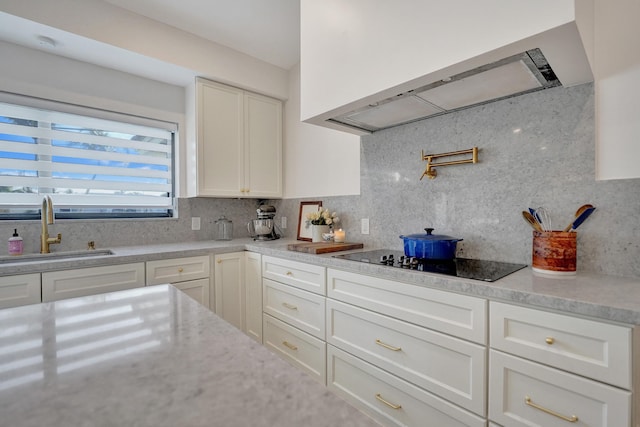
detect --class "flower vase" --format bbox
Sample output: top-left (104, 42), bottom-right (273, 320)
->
top-left (311, 225), bottom-right (330, 243)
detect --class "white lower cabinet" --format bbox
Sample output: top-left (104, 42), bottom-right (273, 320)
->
top-left (263, 313), bottom-right (326, 384)
top-left (214, 251), bottom-right (262, 343)
top-left (0, 273), bottom-right (41, 309)
top-left (42, 263), bottom-right (145, 302)
top-left (328, 345), bottom-right (486, 427)
top-left (327, 299), bottom-right (486, 416)
top-left (488, 301), bottom-right (635, 427)
top-left (146, 255), bottom-right (211, 309)
top-left (489, 350), bottom-right (631, 427)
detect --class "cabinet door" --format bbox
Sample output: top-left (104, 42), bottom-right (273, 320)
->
top-left (489, 350), bottom-right (631, 427)
top-left (244, 92), bottom-right (282, 198)
top-left (197, 79), bottom-right (244, 197)
top-left (244, 252), bottom-right (262, 343)
top-left (172, 278), bottom-right (210, 309)
top-left (146, 255), bottom-right (210, 285)
top-left (214, 252), bottom-right (245, 330)
top-left (0, 273), bottom-right (41, 308)
top-left (42, 263), bottom-right (145, 302)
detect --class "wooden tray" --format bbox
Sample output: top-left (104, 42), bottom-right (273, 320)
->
top-left (287, 242), bottom-right (364, 254)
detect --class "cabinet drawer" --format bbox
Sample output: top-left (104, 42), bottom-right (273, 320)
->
top-left (490, 301), bottom-right (632, 389)
top-left (327, 299), bottom-right (486, 416)
top-left (263, 278), bottom-right (325, 339)
top-left (328, 345), bottom-right (486, 427)
top-left (263, 314), bottom-right (326, 384)
top-left (146, 255), bottom-right (210, 285)
top-left (0, 273), bottom-right (41, 309)
top-left (489, 350), bottom-right (631, 427)
top-left (327, 268), bottom-right (486, 344)
top-left (262, 256), bottom-right (326, 295)
top-left (42, 263), bottom-right (145, 302)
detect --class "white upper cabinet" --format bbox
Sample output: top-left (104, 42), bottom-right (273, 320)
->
top-left (593, 0), bottom-right (640, 180)
top-left (192, 78), bottom-right (282, 198)
top-left (300, 0), bottom-right (593, 134)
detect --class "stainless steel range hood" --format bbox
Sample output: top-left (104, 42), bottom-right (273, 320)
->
top-left (328, 49), bottom-right (561, 133)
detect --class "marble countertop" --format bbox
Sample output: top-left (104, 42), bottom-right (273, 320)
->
top-left (2, 238), bottom-right (640, 325)
top-left (0, 285), bottom-right (381, 427)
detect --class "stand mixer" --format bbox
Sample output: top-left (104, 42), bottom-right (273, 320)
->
top-left (248, 205), bottom-right (281, 241)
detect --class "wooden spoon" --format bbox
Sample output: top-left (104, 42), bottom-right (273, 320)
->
top-left (522, 211), bottom-right (543, 232)
top-left (563, 204), bottom-right (594, 232)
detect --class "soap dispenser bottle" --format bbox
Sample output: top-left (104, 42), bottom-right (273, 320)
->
top-left (8, 229), bottom-right (23, 255)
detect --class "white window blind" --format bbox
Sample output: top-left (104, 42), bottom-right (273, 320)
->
top-left (0, 101), bottom-right (175, 216)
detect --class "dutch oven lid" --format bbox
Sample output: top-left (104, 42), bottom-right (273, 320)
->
top-left (399, 228), bottom-right (462, 242)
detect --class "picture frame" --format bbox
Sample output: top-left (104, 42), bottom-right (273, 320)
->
top-left (297, 201), bottom-right (322, 241)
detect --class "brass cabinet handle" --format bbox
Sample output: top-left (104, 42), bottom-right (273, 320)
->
top-left (217, 259), bottom-right (222, 264)
top-left (285, 271), bottom-right (293, 276)
top-left (375, 339), bottom-right (402, 352)
top-left (282, 341), bottom-right (298, 351)
top-left (545, 337), bottom-right (555, 345)
top-left (375, 393), bottom-right (402, 410)
top-left (525, 396), bottom-right (578, 422)
top-left (282, 302), bottom-right (298, 311)
top-left (178, 267), bottom-right (184, 273)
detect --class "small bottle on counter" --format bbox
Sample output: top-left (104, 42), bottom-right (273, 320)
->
top-left (8, 229), bottom-right (23, 255)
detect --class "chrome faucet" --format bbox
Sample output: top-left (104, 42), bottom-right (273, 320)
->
top-left (41, 196), bottom-right (62, 254)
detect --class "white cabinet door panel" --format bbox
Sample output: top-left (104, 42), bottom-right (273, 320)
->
top-left (490, 301), bottom-right (632, 389)
top-left (263, 314), bottom-right (326, 384)
top-left (327, 299), bottom-right (486, 416)
top-left (489, 350), bottom-right (631, 427)
top-left (327, 268), bottom-right (486, 343)
top-left (0, 273), bottom-right (41, 308)
top-left (263, 278), bottom-right (325, 339)
top-left (328, 345), bottom-right (486, 427)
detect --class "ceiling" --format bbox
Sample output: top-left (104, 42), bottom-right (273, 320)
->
top-left (0, 0), bottom-right (300, 86)
top-left (101, 0), bottom-right (300, 70)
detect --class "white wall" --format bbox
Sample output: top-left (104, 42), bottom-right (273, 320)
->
top-left (0, 0), bottom-right (289, 100)
top-left (283, 65), bottom-right (360, 198)
top-left (594, 0), bottom-right (640, 180)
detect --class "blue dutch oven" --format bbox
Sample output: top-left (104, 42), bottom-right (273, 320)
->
top-left (399, 228), bottom-right (463, 260)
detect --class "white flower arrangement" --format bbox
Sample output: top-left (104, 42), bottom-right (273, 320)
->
top-left (306, 208), bottom-right (340, 227)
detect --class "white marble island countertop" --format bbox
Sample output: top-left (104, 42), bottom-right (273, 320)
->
top-left (0, 285), bottom-right (380, 427)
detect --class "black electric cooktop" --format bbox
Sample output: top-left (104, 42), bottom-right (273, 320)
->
top-left (333, 250), bottom-right (527, 282)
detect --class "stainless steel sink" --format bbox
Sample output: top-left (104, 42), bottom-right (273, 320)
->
top-left (0, 249), bottom-right (114, 264)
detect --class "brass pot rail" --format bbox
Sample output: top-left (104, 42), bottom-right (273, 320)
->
top-left (420, 147), bottom-right (478, 180)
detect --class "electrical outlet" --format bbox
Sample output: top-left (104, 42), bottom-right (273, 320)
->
top-left (361, 218), bottom-right (369, 235)
top-left (191, 217), bottom-right (201, 231)
top-left (281, 216), bottom-right (287, 229)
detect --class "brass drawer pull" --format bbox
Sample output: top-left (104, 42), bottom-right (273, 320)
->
top-left (282, 341), bottom-right (298, 351)
top-left (178, 267), bottom-right (184, 273)
top-left (282, 302), bottom-right (298, 311)
top-left (375, 393), bottom-right (402, 410)
top-left (525, 396), bottom-right (578, 422)
top-left (375, 339), bottom-right (402, 352)
top-left (285, 271), bottom-right (293, 276)
top-left (545, 337), bottom-right (555, 345)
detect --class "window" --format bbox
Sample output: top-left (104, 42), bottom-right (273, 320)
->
top-left (0, 98), bottom-right (176, 219)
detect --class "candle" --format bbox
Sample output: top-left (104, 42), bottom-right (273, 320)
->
top-left (334, 228), bottom-right (346, 243)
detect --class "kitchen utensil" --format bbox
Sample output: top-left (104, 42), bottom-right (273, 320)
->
top-left (535, 206), bottom-right (552, 231)
top-left (522, 211), bottom-right (543, 232)
top-left (563, 204), bottom-right (595, 232)
top-left (564, 206), bottom-right (596, 232)
top-left (215, 216), bottom-right (233, 240)
top-left (399, 228), bottom-right (463, 259)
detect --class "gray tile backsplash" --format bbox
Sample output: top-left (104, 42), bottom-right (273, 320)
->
top-left (2, 82), bottom-right (638, 278)
top-left (277, 83), bottom-right (640, 278)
